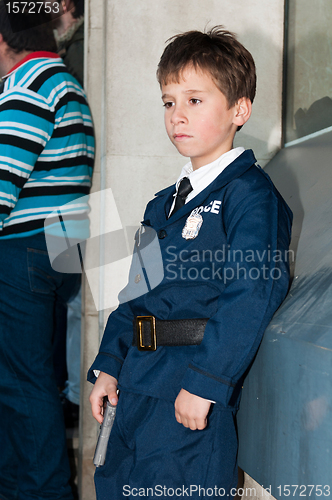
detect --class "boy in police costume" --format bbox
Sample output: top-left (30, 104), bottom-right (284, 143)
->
top-left (89, 27), bottom-right (292, 499)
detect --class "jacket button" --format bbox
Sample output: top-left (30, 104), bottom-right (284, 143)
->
top-left (158, 229), bottom-right (167, 239)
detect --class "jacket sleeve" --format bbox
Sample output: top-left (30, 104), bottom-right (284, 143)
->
top-left (87, 208), bottom-right (164, 384)
top-left (87, 300), bottom-right (134, 383)
top-left (87, 223), bottom-right (162, 383)
top-left (181, 179), bottom-right (292, 406)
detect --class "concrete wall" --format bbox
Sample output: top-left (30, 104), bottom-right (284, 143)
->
top-left (80, 1), bottom-right (285, 498)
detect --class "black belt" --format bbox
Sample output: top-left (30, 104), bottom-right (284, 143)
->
top-left (133, 315), bottom-right (208, 351)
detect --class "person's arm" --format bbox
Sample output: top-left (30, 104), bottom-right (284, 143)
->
top-left (87, 222), bottom-right (161, 385)
top-left (0, 87), bottom-right (54, 229)
top-left (179, 177), bottom-right (292, 412)
top-left (87, 299), bottom-right (135, 384)
top-left (88, 299), bottom-right (136, 424)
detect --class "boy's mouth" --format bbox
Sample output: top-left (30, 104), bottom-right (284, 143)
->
top-left (173, 134), bottom-right (192, 141)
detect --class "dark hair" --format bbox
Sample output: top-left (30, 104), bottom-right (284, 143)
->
top-left (0, 1), bottom-right (57, 53)
top-left (157, 26), bottom-right (256, 108)
top-left (71, 0), bottom-right (84, 19)
top-left (52, 0), bottom-right (84, 19)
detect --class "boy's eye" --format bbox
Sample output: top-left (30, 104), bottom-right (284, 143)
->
top-left (163, 102), bottom-right (174, 108)
top-left (189, 98), bottom-right (202, 105)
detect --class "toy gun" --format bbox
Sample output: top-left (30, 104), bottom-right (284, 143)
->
top-left (93, 400), bottom-right (117, 467)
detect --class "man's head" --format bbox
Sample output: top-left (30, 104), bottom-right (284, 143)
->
top-left (0, 1), bottom-right (56, 55)
top-left (69, 0), bottom-right (84, 19)
top-left (51, 0), bottom-right (84, 35)
top-left (157, 26), bottom-right (256, 110)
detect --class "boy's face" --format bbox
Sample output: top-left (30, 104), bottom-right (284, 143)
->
top-left (161, 66), bottom-right (247, 170)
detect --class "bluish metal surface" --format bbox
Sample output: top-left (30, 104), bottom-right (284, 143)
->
top-left (237, 131), bottom-right (332, 498)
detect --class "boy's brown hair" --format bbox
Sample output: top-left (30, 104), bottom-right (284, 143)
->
top-left (157, 26), bottom-right (256, 108)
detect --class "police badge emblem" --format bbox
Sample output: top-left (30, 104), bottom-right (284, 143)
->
top-left (182, 213), bottom-right (203, 239)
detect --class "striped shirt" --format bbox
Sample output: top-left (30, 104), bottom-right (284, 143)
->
top-left (0, 51), bottom-right (94, 239)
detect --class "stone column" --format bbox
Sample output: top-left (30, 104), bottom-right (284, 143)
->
top-left (78, 0), bottom-right (106, 497)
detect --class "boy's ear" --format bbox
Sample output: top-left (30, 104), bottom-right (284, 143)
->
top-left (232, 97), bottom-right (252, 127)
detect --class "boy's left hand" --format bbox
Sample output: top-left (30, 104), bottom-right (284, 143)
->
top-left (174, 389), bottom-right (211, 430)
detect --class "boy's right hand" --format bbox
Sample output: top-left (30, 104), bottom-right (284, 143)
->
top-left (89, 371), bottom-right (118, 424)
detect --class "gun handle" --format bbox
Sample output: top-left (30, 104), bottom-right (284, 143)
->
top-left (93, 401), bottom-right (117, 467)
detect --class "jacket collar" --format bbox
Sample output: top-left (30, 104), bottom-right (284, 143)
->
top-left (153, 149), bottom-right (256, 226)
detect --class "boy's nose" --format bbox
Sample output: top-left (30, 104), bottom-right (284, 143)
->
top-left (170, 105), bottom-right (187, 125)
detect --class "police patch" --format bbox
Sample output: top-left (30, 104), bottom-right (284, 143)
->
top-left (182, 213), bottom-right (203, 240)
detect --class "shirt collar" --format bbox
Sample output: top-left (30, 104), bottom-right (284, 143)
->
top-left (2, 51), bottom-right (60, 80)
top-left (176, 147), bottom-right (245, 196)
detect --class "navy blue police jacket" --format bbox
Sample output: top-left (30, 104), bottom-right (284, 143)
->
top-left (88, 150), bottom-right (293, 409)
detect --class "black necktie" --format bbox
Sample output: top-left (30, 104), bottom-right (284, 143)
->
top-left (169, 177), bottom-right (193, 217)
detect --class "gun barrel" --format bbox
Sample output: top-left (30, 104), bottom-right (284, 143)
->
top-left (93, 401), bottom-right (117, 467)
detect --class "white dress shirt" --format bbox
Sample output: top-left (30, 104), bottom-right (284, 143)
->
top-left (169, 147), bottom-right (245, 216)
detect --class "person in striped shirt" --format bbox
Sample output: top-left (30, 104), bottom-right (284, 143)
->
top-left (0, 3), bottom-right (94, 499)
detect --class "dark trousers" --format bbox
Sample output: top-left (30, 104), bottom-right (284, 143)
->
top-left (95, 390), bottom-right (238, 499)
top-left (0, 233), bottom-right (80, 500)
